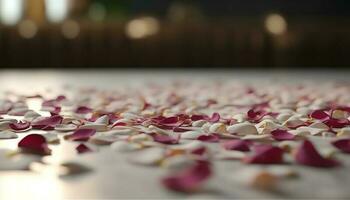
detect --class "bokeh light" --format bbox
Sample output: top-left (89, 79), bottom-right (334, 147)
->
top-left (0, 0), bottom-right (23, 25)
top-left (61, 20), bottom-right (80, 39)
top-left (265, 14), bottom-right (287, 35)
top-left (45, 0), bottom-right (69, 23)
top-left (126, 17), bottom-right (160, 39)
top-left (18, 20), bottom-right (38, 39)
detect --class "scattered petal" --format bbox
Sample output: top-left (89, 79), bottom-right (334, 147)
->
top-left (222, 139), bottom-right (250, 152)
top-left (64, 129), bottom-right (96, 141)
top-left (294, 140), bottom-right (340, 168)
top-left (0, 131), bottom-right (18, 139)
top-left (197, 134), bottom-right (219, 143)
top-left (243, 145), bottom-right (284, 164)
top-left (76, 143), bottom-right (93, 154)
top-left (153, 134), bottom-right (180, 145)
top-left (332, 139), bottom-right (350, 154)
top-left (271, 129), bottom-right (296, 141)
top-left (161, 161), bottom-right (212, 192)
top-left (18, 134), bottom-right (51, 155)
top-left (31, 115), bottom-right (63, 130)
top-left (9, 121), bottom-right (31, 132)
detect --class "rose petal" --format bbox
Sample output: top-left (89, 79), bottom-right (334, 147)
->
top-left (75, 106), bottom-right (93, 114)
top-left (208, 112), bottom-right (220, 123)
top-left (323, 118), bottom-right (349, 129)
top-left (191, 115), bottom-right (207, 121)
top-left (9, 121), bottom-right (31, 132)
top-left (332, 138), bottom-right (350, 154)
top-left (294, 140), bottom-right (340, 168)
top-left (55, 124), bottom-right (78, 132)
top-left (0, 131), bottom-right (18, 139)
top-left (76, 143), bottom-right (92, 154)
top-left (64, 129), bottom-right (96, 141)
top-left (197, 134), bottom-right (219, 143)
top-left (18, 134), bottom-right (51, 155)
top-left (153, 134), bottom-right (180, 145)
top-left (243, 145), bottom-right (284, 164)
top-left (222, 140), bottom-right (251, 152)
top-left (271, 129), bottom-right (296, 141)
top-left (31, 115), bottom-right (63, 130)
top-left (310, 110), bottom-right (329, 120)
top-left (161, 161), bottom-right (212, 192)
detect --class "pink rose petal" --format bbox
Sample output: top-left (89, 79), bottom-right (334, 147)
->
top-left (197, 134), bottom-right (219, 143)
top-left (76, 143), bottom-right (92, 154)
top-left (31, 115), bottom-right (63, 130)
top-left (9, 121), bottom-right (31, 131)
top-left (243, 144), bottom-right (284, 164)
top-left (18, 134), bottom-right (51, 155)
top-left (64, 129), bottom-right (96, 141)
top-left (152, 134), bottom-right (180, 145)
top-left (161, 161), bottom-right (212, 192)
top-left (222, 140), bottom-right (251, 152)
top-left (271, 129), bottom-right (296, 141)
top-left (247, 108), bottom-right (267, 122)
top-left (295, 140), bottom-right (340, 168)
top-left (332, 139), bottom-right (350, 154)
top-left (75, 106), bottom-right (93, 114)
top-left (208, 112), bottom-right (220, 123)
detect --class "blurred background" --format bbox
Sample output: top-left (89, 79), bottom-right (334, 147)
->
top-left (0, 0), bottom-right (349, 68)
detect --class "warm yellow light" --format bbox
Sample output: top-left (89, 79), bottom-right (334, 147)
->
top-left (126, 17), bottom-right (160, 39)
top-left (18, 20), bottom-right (38, 39)
top-left (61, 20), bottom-right (80, 39)
top-left (265, 14), bottom-right (287, 35)
top-left (0, 0), bottom-right (23, 25)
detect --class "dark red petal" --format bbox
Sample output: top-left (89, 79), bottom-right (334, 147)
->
top-left (295, 140), bottom-right (340, 168)
top-left (243, 145), bottom-right (284, 164)
top-left (271, 129), bottom-right (296, 141)
top-left (191, 147), bottom-right (207, 156)
top-left (153, 134), bottom-right (179, 145)
top-left (75, 106), bottom-right (93, 114)
top-left (310, 110), bottom-right (329, 120)
top-left (191, 115), bottom-right (207, 121)
top-left (31, 115), bottom-right (63, 130)
top-left (332, 139), bottom-right (350, 154)
top-left (161, 161), bottom-right (212, 192)
top-left (64, 129), bottom-right (96, 141)
top-left (208, 112), bottom-right (220, 123)
top-left (323, 118), bottom-right (350, 128)
top-left (197, 134), bottom-right (219, 143)
top-left (9, 121), bottom-right (31, 131)
top-left (76, 143), bottom-right (92, 154)
top-left (18, 134), bottom-right (51, 155)
top-left (160, 116), bottom-right (179, 124)
top-left (222, 140), bottom-right (250, 152)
